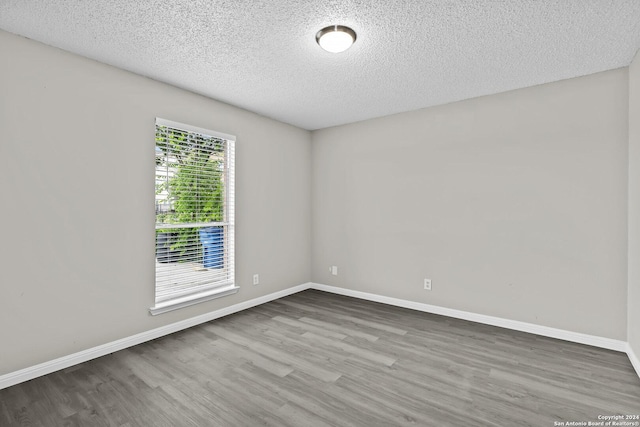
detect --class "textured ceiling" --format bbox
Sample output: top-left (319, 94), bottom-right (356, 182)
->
top-left (1, 1), bottom-right (640, 130)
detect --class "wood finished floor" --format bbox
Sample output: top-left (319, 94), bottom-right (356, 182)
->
top-left (1, 290), bottom-right (639, 426)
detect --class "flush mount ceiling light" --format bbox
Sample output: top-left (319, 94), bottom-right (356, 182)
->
top-left (316, 25), bottom-right (356, 53)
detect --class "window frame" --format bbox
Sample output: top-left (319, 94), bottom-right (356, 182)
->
top-left (150, 118), bottom-right (237, 315)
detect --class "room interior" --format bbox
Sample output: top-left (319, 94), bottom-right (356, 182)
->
top-left (1, 0), bottom-right (640, 423)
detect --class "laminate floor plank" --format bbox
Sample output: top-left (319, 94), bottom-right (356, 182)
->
top-left (204, 323), bottom-right (343, 383)
top-left (300, 331), bottom-right (397, 366)
top-left (271, 315), bottom-right (349, 340)
top-left (333, 372), bottom-right (468, 426)
top-left (338, 357), bottom-right (477, 418)
top-left (1, 289), bottom-right (639, 426)
top-left (277, 298), bottom-right (409, 336)
top-left (298, 316), bottom-right (380, 342)
top-left (229, 365), bottom-right (359, 427)
top-left (260, 328), bottom-right (350, 369)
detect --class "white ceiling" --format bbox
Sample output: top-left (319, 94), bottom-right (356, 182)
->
top-left (1, 1), bottom-right (640, 130)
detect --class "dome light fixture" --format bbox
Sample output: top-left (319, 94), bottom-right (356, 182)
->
top-left (316, 25), bottom-right (356, 53)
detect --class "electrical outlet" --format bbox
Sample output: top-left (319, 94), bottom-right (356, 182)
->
top-left (253, 274), bottom-right (259, 285)
top-left (331, 266), bottom-right (338, 276)
top-left (424, 278), bottom-right (432, 290)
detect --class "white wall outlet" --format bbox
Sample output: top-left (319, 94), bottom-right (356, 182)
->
top-left (424, 278), bottom-right (432, 290)
top-left (253, 274), bottom-right (260, 285)
top-left (331, 266), bottom-right (338, 276)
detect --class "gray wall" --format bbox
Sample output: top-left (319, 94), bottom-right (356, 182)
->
top-left (312, 69), bottom-right (629, 340)
top-left (629, 50), bottom-right (640, 359)
top-left (0, 30), bottom-right (311, 375)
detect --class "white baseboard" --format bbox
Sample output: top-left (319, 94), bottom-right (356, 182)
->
top-left (0, 283), bottom-right (312, 390)
top-left (3, 281), bottom-right (637, 390)
top-left (628, 343), bottom-right (640, 379)
top-left (309, 283), bottom-right (628, 353)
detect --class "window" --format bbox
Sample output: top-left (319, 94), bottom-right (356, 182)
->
top-left (150, 118), bottom-right (237, 315)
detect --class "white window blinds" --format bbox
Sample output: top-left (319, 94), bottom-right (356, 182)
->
top-left (152, 118), bottom-right (236, 314)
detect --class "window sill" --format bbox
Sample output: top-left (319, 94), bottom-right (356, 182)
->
top-left (149, 284), bottom-right (239, 316)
